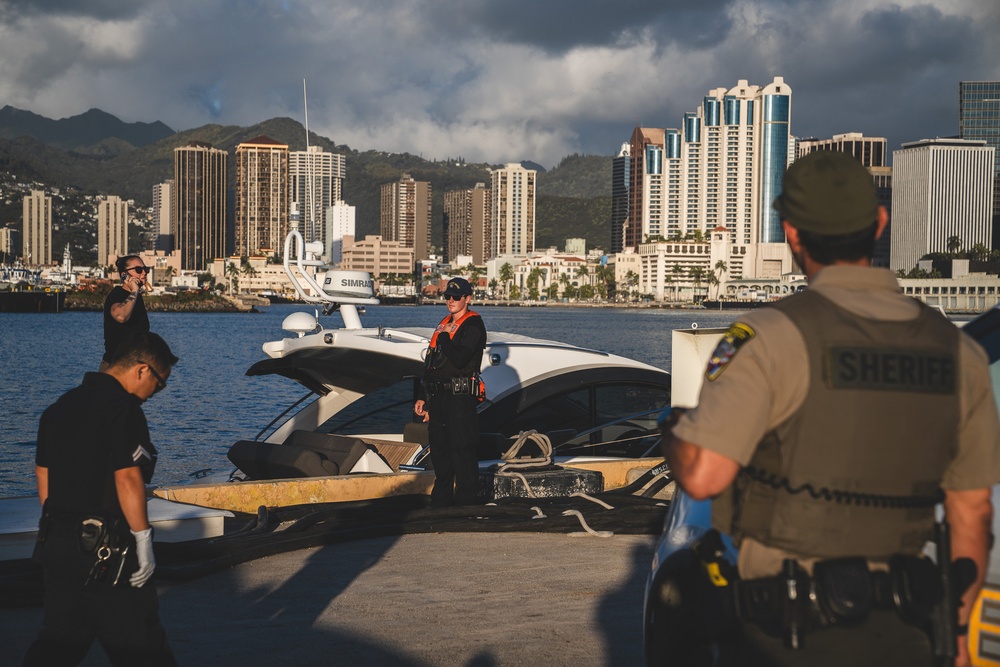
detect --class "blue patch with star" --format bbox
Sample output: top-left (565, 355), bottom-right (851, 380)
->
top-left (705, 322), bottom-right (755, 381)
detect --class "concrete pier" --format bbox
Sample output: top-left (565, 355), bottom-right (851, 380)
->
top-left (2, 532), bottom-right (656, 666)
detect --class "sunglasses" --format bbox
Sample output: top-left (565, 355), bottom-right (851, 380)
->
top-left (142, 362), bottom-right (168, 393)
top-left (129, 266), bottom-right (151, 274)
top-left (445, 294), bottom-right (467, 301)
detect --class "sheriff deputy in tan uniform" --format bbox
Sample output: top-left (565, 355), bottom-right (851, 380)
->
top-left (664, 151), bottom-right (1000, 666)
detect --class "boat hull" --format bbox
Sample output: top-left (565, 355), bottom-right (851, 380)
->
top-left (0, 291), bottom-right (65, 313)
top-left (153, 458), bottom-right (667, 513)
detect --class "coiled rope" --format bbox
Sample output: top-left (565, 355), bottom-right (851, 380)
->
top-left (495, 430), bottom-right (554, 498)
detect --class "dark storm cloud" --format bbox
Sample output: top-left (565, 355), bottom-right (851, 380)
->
top-left (772, 3), bottom-right (990, 150)
top-left (0, 0), bottom-right (995, 166)
top-left (426, 0), bottom-right (736, 52)
top-left (1, 0), bottom-right (152, 20)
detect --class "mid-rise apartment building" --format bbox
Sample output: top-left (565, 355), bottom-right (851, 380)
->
top-left (340, 235), bottom-right (416, 276)
top-left (152, 180), bottom-right (173, 251)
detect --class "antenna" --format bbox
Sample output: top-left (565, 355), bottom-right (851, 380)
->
top-left (303, 79), bottom-right (316, 245)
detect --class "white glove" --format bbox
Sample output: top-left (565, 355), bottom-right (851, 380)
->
top-left (130, 527), bottom-right (155, 587)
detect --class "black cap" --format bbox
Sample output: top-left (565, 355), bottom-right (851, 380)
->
top-left (773, 151), bottom-right (878, 235)
top-left (443, 277), bottom-right (473, 297)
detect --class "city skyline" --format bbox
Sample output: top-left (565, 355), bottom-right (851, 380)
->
top-left (0, 1), bottom-right (995, 170)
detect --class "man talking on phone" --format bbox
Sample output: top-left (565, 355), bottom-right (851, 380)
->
top-left (102, 255), bottom-right (152, 371)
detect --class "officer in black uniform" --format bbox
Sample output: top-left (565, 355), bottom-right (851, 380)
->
top-left (102, 255), bottom-right (151, 371)
top-left (415, 277), bottom-right (487, 507)
top-left (26, 331), bottom-right (178, 666)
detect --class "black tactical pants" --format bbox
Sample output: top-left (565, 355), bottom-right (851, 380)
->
top-left (427, 391), bottom-right (480, 507)
top-left (24, 520), bottom-right (176, 667)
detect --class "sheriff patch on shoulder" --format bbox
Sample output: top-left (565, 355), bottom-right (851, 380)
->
top-left (706, 322), bottom-right (755, 381)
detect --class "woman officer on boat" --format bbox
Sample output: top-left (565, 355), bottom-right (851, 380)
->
top-left (414, 278), bottom-right (487, 508)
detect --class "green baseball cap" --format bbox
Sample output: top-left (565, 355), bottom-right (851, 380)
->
top-left (773, 151), bottom-right (878, 234)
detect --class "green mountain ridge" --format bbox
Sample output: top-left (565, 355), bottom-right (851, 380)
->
top-left (0, 108), bottom-right (616, 257)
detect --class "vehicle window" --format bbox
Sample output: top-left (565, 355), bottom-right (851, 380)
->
top-left (317, 380), bottom-right (417, 436)
top-left (502, 388), bottom-right (590, 436)
top-left (595, 384), bottom-right (671, 422)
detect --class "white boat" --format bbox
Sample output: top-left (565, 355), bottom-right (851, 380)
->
top-left (154, 229), bottom-right (675, 512)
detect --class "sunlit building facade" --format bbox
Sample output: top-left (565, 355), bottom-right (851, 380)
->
top-left (381, 173), bottom-right (431, 262)
top-left (235, 136), bottom-right (289, 257)
top-left (97, 195), bottom-right (129, 266)
top-left (444, 183), bottom-right (490, 264)
top-left (22, 189), bottom-right (52, 266)
top-left (491, 163), bottom-right (536, 258)
top-left (890, 138), bottom-right (995, 272)
top-left (290, 146), bottom-right (346, 247)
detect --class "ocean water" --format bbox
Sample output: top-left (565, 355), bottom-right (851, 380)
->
top-left (0, 304), bottom-right (738, 498)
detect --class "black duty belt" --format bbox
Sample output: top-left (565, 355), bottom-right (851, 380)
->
top-left (424, 376), bottom-right (476, 395)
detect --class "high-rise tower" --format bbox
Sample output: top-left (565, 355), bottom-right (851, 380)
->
top-left (890, 138), bottom-right (995, 272)
top-left (624, 128), bottom-right (665, 249)
top-left (380, 173), bottom-right (432, 261)
top-left (289, 146), bottom-right (346, 247)
top-left (235, 136), bottom-right (289, 257)
top-left (174, 141), bottom-right (227, 271)
top-left (611, 143), bottom-right (630, 254)
top-left (444, 183), bottom-right (490, 264)
top-left (960, 81), bottom-right (1000, 240)
top-left (22, 189), bottom-right (52, 266)
top-left (490, 163), bottom-right (536, 257)
top-left (97, 195), bottom-right (129, 266)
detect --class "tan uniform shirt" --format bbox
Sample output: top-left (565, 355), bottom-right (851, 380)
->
top-left (672, 265), bottom-right (1000, 576)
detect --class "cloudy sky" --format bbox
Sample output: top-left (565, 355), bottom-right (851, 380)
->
top-left (0, 0), bottom-right (996, 169)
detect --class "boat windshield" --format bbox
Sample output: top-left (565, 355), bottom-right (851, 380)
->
top-left (316, 379), bottom-right (419, 437)
top-left (554, 406), bottom-right (664, 458)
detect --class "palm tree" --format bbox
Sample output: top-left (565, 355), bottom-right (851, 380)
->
top-left (671, 264), bottom-right (684, 301)
top-left (947, 236), bottom-right (962, 256)
top-left (488, 278), bottom-right (499, 299)
top-left (624, 270), bottom-right (639, 302)
top-left (225, 261), bottom-right (240, 294)
top-left (689, 266), bottom-right (706, 302)
top-left (240, 260), bottom-right (258, 295)
top-left (713, 260), bottom-right (728, 300)
top-left (526, 267), bottom-right (544, 300)
top-left (499, 262), bottom-right (514, 300)
top-left (707, 273), bottom-right (721, 300)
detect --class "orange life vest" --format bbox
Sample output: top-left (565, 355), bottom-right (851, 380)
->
top-left (429, 309), bottom-right (480, 349)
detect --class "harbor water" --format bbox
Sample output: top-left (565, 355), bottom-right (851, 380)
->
top-left (0, 304), bottom-right (739, 498)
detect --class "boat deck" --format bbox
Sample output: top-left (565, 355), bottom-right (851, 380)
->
top-left (2, 532), bottom-right (655, 666)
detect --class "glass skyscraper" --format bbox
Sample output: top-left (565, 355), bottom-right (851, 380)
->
top-left (960, 81), bottom-right (1000, 235)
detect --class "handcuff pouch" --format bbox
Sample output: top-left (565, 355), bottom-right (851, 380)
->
top-left (812, 557), bottom-right (873, 626)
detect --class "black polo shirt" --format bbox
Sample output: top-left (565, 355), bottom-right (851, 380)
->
top-left (103, 286), bottom-right (149, 362)
top-left (36, 373), bottom-right (156, 517)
